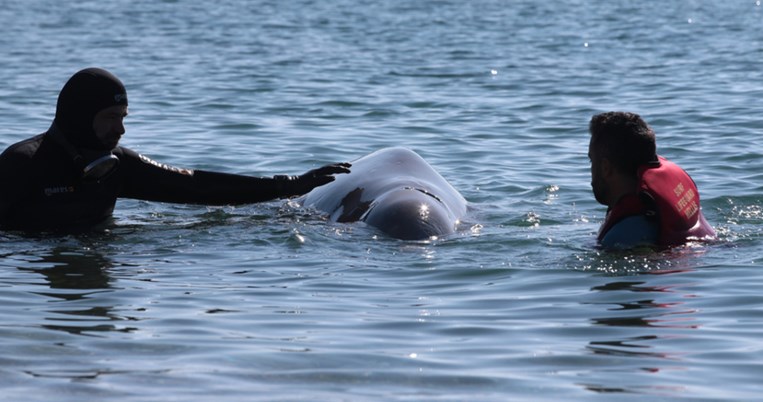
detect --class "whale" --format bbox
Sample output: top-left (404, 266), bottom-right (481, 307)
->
top-left (299, 147), bottom-right (467, 240)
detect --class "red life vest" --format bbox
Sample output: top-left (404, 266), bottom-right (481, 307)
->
top-left (597, 156), bottom-right (716, 247)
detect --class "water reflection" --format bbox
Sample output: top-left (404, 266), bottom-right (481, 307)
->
top-left (588, 280), bottom-right (699, 330)
top-left (588, 335), bottom-right (669, 359)
top-left (18, 246), bottom-right (138, 336)
top-left (30, 247), bottom-right (113, 293)
top-left (580, 273), bottom-right (699, 394)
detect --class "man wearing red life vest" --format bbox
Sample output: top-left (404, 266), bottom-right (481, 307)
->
top-left (588, 111), bottom-right (715, 249)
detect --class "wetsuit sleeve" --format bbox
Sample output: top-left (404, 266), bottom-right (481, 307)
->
top-left (599, 215), bottom-right (659, 250)
top-left (117, 148), bottom-right (282, 205)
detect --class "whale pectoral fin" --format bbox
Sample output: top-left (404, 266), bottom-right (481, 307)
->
top-left (337, 201), bottom-right (372, 222)
top-left (336, 187), bottom-right (371, 222)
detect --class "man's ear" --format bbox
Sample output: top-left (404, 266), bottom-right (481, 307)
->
top-left (600, 157), bottom-right (613, 178)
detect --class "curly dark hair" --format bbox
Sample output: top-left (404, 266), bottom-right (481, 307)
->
top-left (589, 111), bottom-right (657, 176)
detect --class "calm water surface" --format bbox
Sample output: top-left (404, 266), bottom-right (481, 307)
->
top-left (1, 1), bottom-right (762, 400)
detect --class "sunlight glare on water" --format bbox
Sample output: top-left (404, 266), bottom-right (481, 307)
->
top-left (0, 0), bottom-right (762, 401)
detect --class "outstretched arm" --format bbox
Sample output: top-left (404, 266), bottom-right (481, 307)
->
top-left (117, 148), bottom-right (350, 205)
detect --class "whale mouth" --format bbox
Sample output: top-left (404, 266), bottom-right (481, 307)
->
top-left (404, 186), bottom-right (443, 204)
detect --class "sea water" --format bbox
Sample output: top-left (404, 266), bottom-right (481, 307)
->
top-left (1, 1), bottom-right (762, 400)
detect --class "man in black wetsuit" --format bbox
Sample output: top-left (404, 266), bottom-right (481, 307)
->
top-left (0, 67), bottom-right (350, 232)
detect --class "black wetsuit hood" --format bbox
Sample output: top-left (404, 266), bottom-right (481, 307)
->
top-left (54, 67), bottom-right (128, 150)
